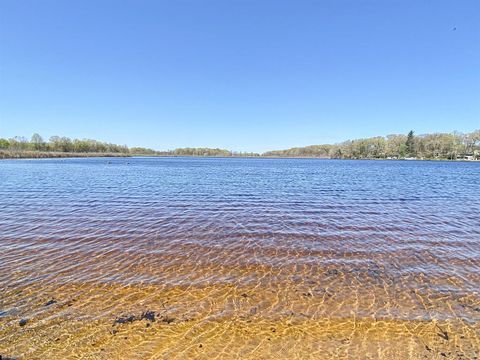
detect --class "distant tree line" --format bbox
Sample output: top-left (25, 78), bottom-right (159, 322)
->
top-left (150, 148), bottom-right (260, 157)
top-left (0, 134), bottom-right (129, 154)
top-left (264, 130), bottom-right (480, 160)
top-left (0, 134), bottom-right (258, 158)
top-left (1, 130), bottom-right (479, 160)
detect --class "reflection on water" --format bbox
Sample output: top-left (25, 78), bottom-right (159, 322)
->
top-left (0, 157), bottom-right (479, 359)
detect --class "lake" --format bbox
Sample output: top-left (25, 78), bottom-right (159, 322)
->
top-left (0, 157), bottom-right (479, 359)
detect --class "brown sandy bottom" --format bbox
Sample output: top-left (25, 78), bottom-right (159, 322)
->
top-left (1, 282), bottom-right (478, 360)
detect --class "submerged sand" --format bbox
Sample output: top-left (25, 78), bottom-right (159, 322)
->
top-left (1, 275), bottom-right (478, 359)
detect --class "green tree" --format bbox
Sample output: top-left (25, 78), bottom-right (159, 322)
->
top-left (405, 130), bottom-right (415, 157)
top-left (0, 138), bottom-right (10, 149)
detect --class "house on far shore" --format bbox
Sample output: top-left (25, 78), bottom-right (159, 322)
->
top-left (457, 153), bottom-right (478, 161)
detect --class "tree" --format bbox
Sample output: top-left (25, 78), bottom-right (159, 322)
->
top-left (31, 133), bottom-right (45, 150)
top-left (9, 136), bottom-right (29, 150)
top-left (49, 136), bottom-right (61, 151)
top-left (405, 130), bottom-right (415, 157)
top-left (0, 138), bottom-right (10, 149)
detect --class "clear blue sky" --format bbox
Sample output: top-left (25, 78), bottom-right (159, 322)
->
top-left (0, 0), bottom-right (479, 152)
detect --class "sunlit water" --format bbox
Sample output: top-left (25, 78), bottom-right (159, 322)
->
top-left (1, 157), bottom-right (479, 359)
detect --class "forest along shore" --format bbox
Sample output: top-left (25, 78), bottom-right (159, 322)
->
top-left (2, 151), bottom-right (478, 161)
top-left (1, 130), bottom-right (479, 160)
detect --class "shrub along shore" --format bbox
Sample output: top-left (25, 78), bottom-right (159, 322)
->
top-left (1, 130), bottom-right (479, 160)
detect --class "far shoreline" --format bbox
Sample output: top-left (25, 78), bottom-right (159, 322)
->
top-left (1, 151), bottom-right (478, 162)
top-left (0, 150), bottom-right (132, 160)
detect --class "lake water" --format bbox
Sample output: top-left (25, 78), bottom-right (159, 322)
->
top-left (0, 157), bottom-right (479, 359)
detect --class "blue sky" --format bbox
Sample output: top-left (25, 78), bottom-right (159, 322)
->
top-left (0, 0), bottom-right (479, 152)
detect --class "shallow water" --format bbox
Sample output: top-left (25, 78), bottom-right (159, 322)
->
top-left (0, 157), bottom-right (479, 359)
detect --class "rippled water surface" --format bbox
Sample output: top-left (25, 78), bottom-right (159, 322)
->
top-left (1, 157), bottom-right (479, 359)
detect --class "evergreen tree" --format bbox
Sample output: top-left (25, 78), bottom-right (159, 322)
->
top-left (405, 130), bottom-right (415, 157)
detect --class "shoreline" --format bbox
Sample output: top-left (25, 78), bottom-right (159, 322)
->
top-left (0, 150), bottom-right (131, 160)
top-left (1, 151), bottom-right (478, 162)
